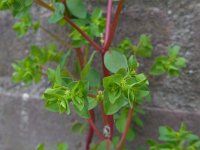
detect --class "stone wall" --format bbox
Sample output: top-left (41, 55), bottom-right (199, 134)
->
top-left (0, 0), bottom-right (200, 150)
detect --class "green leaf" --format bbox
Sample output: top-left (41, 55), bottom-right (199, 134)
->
top-left (36, 144), bottom-right (44, 150)
top-left (128, 55), bottom-right (139, 70)
top-left (59, 50), bottom-right (71, 69)
top-left (58, 143), bottom-right (68, 150)
top-left (168, 45), bottom-right (180, 57)
top-left (88, 96), bottom-right (98, 110)
top-left (85, 68), bottom-right (101, 88)
top-left (104, 50), bottom-right (128, 73)
top-left (175, 57), bottom-right (187, 68)
top-left (55, 66), bottom-right (62, 85)
top-left (71, 122), bottom-right (86, 134)
top-left (116, 113), bottom-right (126, 132)
top-left (168, 66), bottom-right (180, 77)
top-left (74, 103), bottom-right (89, 118)
top-left (48, 3), bottom-right (65, 24)
top-left (66, 0), bottom-right (87, 19)
top-left (104, 93), bottom-right (128, 115)
top-left (126, 128), bottom-right (136, 141)
top-left (47, 68), bottom-right (56, 83)
top-left (81, 51), bottom-right (96, 79)
top-left (135, 34), bottom-right (153, 58)
top-left (96, 140), bottom-right (114, 150)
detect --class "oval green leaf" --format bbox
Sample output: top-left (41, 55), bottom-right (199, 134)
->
top-left (104, 50), bottom-right (128, 73)
top-left (66, 0), bottom-right (87, 19)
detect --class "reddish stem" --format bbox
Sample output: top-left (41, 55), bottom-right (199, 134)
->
top-left (116, 108), bottom-right (134, 150)
top-left (63, 16), bottom-right (102, 52)
top-left (75, 48), bottom-right (84, 69)
top-left (104, 0), bottom-right (113, 50)
top-left (100, 102), bottom-right (109, 125)
top-left (104, 0), bottom-right (125, 51)
top-left (87, 118), bottom-right (105, 141)
top-left (86, 110), bottom-right (95, 150)
top-left (101, 53), bottom-right (114, 140)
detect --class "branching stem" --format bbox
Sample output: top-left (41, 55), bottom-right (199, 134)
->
top-left (116, 106), bottom-right (134, 150)
top-left (104, 0), bottom-right (113, 50)
top-left (87, 118), bottom-right (105, 141)
top-left (104, 0), bottom-right (125, 51)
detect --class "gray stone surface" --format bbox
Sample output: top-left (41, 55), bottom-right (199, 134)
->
top-left (0, 93), bottom-right (84, 150)
top-left (0, 0), bottom-right (200, 150)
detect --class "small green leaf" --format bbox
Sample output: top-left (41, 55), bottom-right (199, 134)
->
top-left (104, 50), bottom-right (128, 73)
top-left (126, 128), bottom-right (136, 141)
top-left (36, 144), bottom-right (44, 150)
top-left (71, 122), bottom-right (86, 134)
top-left (48, 3), bottom-right (65, 24)
top-left (175, 57), bottom-right (187, 68)
top-left (128, 55), bottom-right (139, 70)
top-left (58, 143), bottom-right (68, 150)
top-left (104, 93), bottom-right (128, 115)
top-left (168, 45), bottom-right (180, 57)
top-left (135, 34), bottom-right (153, 58)
top-left (85, 68), bottom-right (101, 88)
top-left (59, 50), bottom-right (71, 69)
top-left (81, 51), bottom-right (96, 80)
top-left (66, 0), bottom-right (87, 19)
top-left (55, 66), bottom-right (62, 85)
top-left (88, 96), bottom-right (98, 110)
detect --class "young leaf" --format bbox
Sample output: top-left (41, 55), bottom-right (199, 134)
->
top-left (48, 3), bottom-right (65, 24)
top-left (104, 93), bottom-right (128, 115)
top-left (71, 122), bottom-right (86, 134)
top-left (66, 0), bottom-right (87, 19)
top-left (81, 51), bottom-right (96, 80)
top-left (36, 144), bottom-right (44, 150)
top-left (59, 50), bottom-right (71, 69)
top-left (135, 34), bottom-right (153, 58)
top-left (168, 45), bottom-right (180, 57)
top-left (58, 143), bottom-right (68, 150)
top-left (175, 57), bottom-right (187, 68)
top-left (104, 50), bottom-right (128, 73)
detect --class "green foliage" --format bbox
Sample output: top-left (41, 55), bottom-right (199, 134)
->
top-left (43, 80), bottom-right (90, 118)
top-left (71, 122), bottom-right (86, 134)
top-left (69, 8), bottom-right (105, 47)
top-left (148, 123), bottom-right (200, 150)
top-left (115, 108), bottom-right (136, 141)
top-left (12, 44), bottom-right (61, 84)
top-left (104, 50), bottom-right (128, 73)
top-left (12, 15), bottom-right (40, 37)
top-left (48, 2), bottom-right (65, 24)
top-left (133, 34), bottom-right (153, 58)
top-left (66, 0), bottom-right (87, 19)
top-left (36, 143), bottom-right (68, 150)
top-left (0, 0), bottom-right (32, 17)
top-left (103, 55), bottom-right (150, 114)
top-left (150, 45), bottom-right (187, 77)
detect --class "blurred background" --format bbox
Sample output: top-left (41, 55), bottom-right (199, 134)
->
top-left (0, 0), bottom-right (200, 150)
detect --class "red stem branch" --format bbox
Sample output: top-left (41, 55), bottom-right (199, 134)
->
top-left (116, 107), bottom-right (134, 150)
top-left (101, 53), bottom-right (114, 140)
top-left (63, 16), bottom-right (102, 52)
top-left (104, 0), bottom-right (113, 50)
top-left (87, 118), bottom-right (105, 141)
top-left (86, 110), bottom-right (95, 150)
top-left (75, 48), bottom-right (84, 69)
top-left (104, 0), bottom-right (125, 51)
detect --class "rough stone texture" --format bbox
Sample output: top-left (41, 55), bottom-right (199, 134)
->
top-left (0, 0), bottom-right (200, 150)
top-left (0, 93), bottom-right (84, 150)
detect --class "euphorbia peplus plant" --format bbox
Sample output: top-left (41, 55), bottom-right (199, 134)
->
top-left (0, 0), bottom-right (187, 150)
